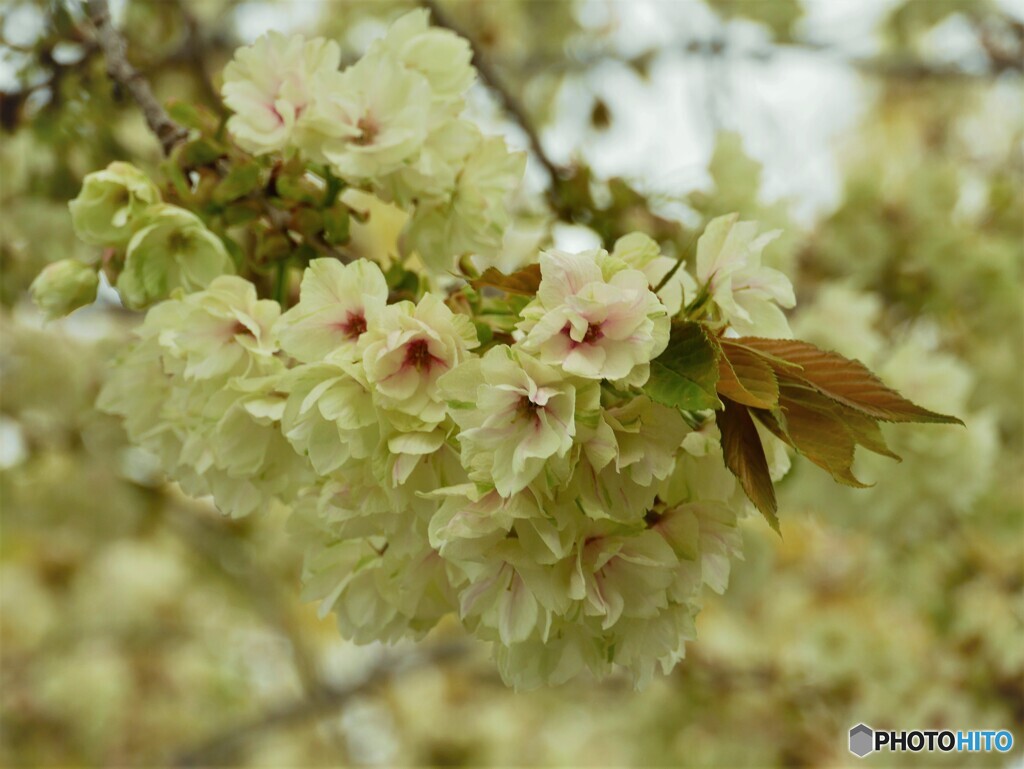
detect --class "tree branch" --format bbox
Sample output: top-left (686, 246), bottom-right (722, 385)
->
top-left (420, 0), bottom-right (566, 192)
top-left (84, 5), bottom-right (351, 278)
top-left (86, 0), bottom-right (188, 155)
top-left (171, 641), bottom-right (470, 767)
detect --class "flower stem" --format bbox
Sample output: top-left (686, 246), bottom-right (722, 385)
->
top-left (273, 259), bottom-right (288, 307)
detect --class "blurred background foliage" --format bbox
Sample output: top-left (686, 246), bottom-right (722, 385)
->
top-left (1, 0), bottom-right (1022, 766)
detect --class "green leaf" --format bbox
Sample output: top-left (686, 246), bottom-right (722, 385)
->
top-left (323, 204), bottom-right (350, 244)
top-left (717, 397), bottom-right (778, 532)
top-left (166, 100), bottom-right (210, 132)
top-left (256, 232), bottom-right (292, 263)
top-left (213, 163), bottom-right (263, 206)
top-left (473, 321), bottom-right (494, 346)
top-left (275, 172), bottom-right (323, 206)
top-left (222, 201), bottom-right (261, 227)
top-left (645, 321), bottom-right (722, 412)
top-left (291, 207), bottom-right (323, 237)
top-left (222, 235), bottom-right (245, 271)
top-left (293, 243), bottom-right (318, 266)
top-left (385, 262), bottom-right (420, 296)
top-left (160, 156), bottom-right (191, 201)
top-left (179, 137), bottom-right (225, 168)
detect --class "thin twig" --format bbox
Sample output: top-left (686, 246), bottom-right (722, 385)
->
top-left (86, 0), bottom-right (188, 155)
top-left (153, 493), bottom-right (350, 760)
top-left (420, 0), bottom-right (565, 192)
top-left (171, 641), bottom-right (469, 767)
top-left (86, 5), bottom-right (351, 276)
top-left (654, 230), bottom-right (699, 294)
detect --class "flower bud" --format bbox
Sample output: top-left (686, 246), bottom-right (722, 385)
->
top-left (29, 259), bottom-right (99, 319)
top-left (68, 162), bottom-right (162, 248)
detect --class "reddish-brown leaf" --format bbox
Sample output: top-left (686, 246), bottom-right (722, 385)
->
top-left (468, 264), bottom-right (542, 296)
top-left (754, 401), bottom-right (870, 489)
top-left (734, 337), bottom-right (963, 425)
top-left (717, 339), bottom-right (804, 371)
top-left (786, 385), bottom-right (901, 461)
top-left (841, 410), bottom-right (901, 462)
top-left (717, 339), bottom-right (780, 409)
top-left (717, 397), bottom-right (779, 532)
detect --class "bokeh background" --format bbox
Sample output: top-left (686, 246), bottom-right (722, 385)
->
top-left (1, 0), bottom-right (1022, 766)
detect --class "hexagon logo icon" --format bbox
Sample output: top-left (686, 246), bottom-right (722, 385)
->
top-left (849, 723), bottom-right (874, 758)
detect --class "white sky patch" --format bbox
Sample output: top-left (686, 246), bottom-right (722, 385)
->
top-left (231, 0), bottom-right (326, 42)
top-left (2, 2), bottom-right (46, 47)
top-left (798, 0), bottom-right (900, 55)
top-left (0, 417), bottom-right (28, 470)
top-left (720, 48), bottom-right (867, 222)
top-left (0, 0), bottom-right (1008, 232)
top-left (544, 13), bottom-right (869, 225)
top-left (923, 13), bottom-right (992, 73)
top-left (552, 222), bottom-right (604, 252)
top-left (997, 0), bottom-right (1024, 21)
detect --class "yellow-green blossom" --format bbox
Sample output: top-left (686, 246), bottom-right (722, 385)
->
top-left (117, 205), bottom-right (235, 310)
top-left (68, 162), bottom-right (161, 248)
top-left (29, 259), bottom-right (99, 319)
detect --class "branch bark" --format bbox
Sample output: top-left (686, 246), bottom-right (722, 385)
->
top-left (86, 0), bottom-right (188, 155)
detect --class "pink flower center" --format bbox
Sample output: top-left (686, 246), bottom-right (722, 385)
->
top-left (355, 114), bottom-right (379, 146)
top-left (404, 339), bottom-right (445, 372)
top-left (517, 396), bottom-right (543, 425)
top-left (230, 320), bottom-right (254, 339)
top-left (338, 310), bottom-right (367, 340)
top-left (563, 322), bottom-right (603, 348)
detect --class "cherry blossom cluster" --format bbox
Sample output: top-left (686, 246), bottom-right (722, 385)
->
top-left (222, 10), bottom-right (524, 273)
top-left (54, 11), bottom-right (801, 688)
top-left (30, 162), bottom-right (234, 314)
top-left (100, 213), bottom-right (793, 687)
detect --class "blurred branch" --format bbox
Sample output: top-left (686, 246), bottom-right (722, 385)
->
top-left (85, 0), bottom-right (188, 154)
top-left (522, 25), bottom-right (1022, 81)
top-left (171, 640), bottom-right (470, 767)
top-left (973, 11), bottom-right (1024, 75)
top-left (162, 0), bottom-right (230, 116)
top-left (420, 0), bottom-right (566, 194)
top-left (148, 490), bottom-right (351, 760)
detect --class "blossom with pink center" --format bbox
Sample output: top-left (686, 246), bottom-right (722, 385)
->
top-left (359, 293), bottom-right (478, 429)
top-left (221, 32), bottom-right (342, 156)
top-left (274, 259), bottom-right (388, 364)
top-left (439, 346), bottom-right (579, 497)
top-left (570, 530), bottom-right (679, 630)
top-left (317, 50), bottom-right (433, 180)
top-left (517, 249), bottom-right (670, 383)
